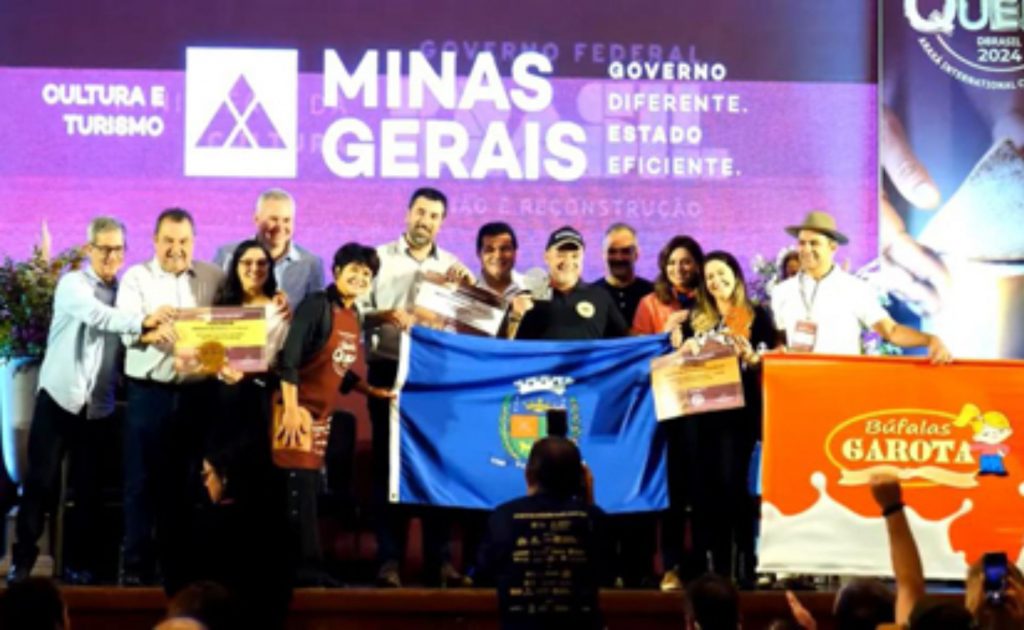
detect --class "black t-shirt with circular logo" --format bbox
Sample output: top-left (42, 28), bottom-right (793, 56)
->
top-left (516, 282), bottom-right (629, 340)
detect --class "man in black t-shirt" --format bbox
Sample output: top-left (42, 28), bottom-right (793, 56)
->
top-left (591, 223), bottom-right (653, 325)
top-left (477, 437), bottom-right (610, 630)
top-left (514, 226), bottom-right (628, 341)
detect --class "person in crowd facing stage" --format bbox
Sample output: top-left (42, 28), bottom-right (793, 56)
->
top-left (7, 217), bottom-right (175, 584)
top-left (633, 235), bottom-right (705, 335)
top-left (669, 251), bottom-right (778, 589)
top-left (360, 187), bottom-right (471, 588)
top-left (154, 619), bottom-right (207, 630)
top-left (0, 577), bottom-right (70, 629)
top-left (513, 226), bottom-right (628, 340)
top-left (964, 559), bottom-right (1024, 628)
top-left (833, 579), bottom-right (897, 630)
top-left (277, 243), bottom-right (391, 586)
top-left (686, 573), bottom-right (741, 630)
top-left (785, 578), bottom-right (896, 630)
top-left (116, 208), bottom-right (224, 590)
top-left (592, 223), bottom-right (654, 325)
top-left (475, 221), bottom-right (525, 299)
top-left (477, 437), bottom-right (609, 630)
top-left (162, 580), bottom-right (234, 630)
top-left (907, 600), bottom-right (974, 629)
top-left (213, 188), bottom-right (324, 308)
top-left (844, 474), bottom-right (1024, 629)
top-left (193, 438), bottom-right (291, 628)
top-left (771, 211), bottom-right (951, 362)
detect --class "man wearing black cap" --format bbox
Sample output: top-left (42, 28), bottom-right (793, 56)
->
top-left (511, 227), bottom-right (644, 588)
top-left (514, 226), bottom-right (629, 340)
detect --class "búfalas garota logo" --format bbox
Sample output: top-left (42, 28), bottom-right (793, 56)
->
top-left (824, 403), bottom-right (1015, 488)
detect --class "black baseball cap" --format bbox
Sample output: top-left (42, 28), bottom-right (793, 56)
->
top-left (546, 226), bottom-right (584, 250)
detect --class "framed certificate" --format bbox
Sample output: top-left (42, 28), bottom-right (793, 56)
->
top-left (650, 340), bottom-right (744, 420)
top-left (173, 306), bottom-right (268, 374)
top-left (408, 271), bottom-right (507, 337)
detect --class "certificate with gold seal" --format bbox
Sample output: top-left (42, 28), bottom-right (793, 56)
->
top-left (173, 306), bottom-right (268, 374)
top-left (650, 340), bottom-right (744, 420)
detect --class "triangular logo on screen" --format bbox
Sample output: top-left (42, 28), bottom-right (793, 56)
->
top-left (184, 48), bottom-right (297, 178)
top-left (197, 75), bottom-right (286, 149)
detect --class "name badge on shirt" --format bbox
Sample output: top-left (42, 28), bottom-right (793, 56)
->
top-left (790, 320), bottom-right (818, 353)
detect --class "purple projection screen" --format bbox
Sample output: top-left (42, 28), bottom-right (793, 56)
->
top-left (0, 1), bottom-right (878, 280)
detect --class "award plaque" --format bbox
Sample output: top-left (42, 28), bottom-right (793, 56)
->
top-left (408, 271), bottom-right (507, 337)
top-left (173, 306), bottom-right (268, 374)
top-left (650, 339), bottom-right (744, 420)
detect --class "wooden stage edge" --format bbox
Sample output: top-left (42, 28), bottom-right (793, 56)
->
top-left (46, 587), bottom-right (962, 629)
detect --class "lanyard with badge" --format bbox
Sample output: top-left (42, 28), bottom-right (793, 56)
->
top-left (790, 270), bottom-right (827, 352)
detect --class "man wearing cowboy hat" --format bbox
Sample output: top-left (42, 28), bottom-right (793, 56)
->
top-left (771, 211), bottom-right (951, 362)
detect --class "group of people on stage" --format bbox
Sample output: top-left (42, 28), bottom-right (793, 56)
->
top-left (3, 184), bottom-right (953, 612)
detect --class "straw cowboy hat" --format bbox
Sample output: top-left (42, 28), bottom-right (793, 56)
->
top-left (784, 211), bottom-right (849, 245)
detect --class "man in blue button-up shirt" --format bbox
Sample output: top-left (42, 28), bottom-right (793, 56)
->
top-left (7, 217), bottom-right (173, 584)
top-left (213, 188), bottom-right (324, 308)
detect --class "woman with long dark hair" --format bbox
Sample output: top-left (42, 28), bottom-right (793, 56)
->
top-left (190, 239), bottom-right (293, 624)
top-left (212, 238), bottom-right (289, 357)
top-left (677, 250), bottom-right (778, 586)
top-left (209, 239), bottom-right (289, 445)
top-left (638, 236), bottom-right (706, 592)
top-left (633, 235), bottom-right (705, 335)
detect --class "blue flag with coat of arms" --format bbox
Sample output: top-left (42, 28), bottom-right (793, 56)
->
top-left (390, 326), bottom-right (672, 513)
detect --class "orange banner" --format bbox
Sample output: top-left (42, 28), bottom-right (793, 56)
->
top-left (760, 354), bottom-right (1024, 579)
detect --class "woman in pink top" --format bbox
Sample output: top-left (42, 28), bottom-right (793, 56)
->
top-left (632, 235), bottom-right (705, 336)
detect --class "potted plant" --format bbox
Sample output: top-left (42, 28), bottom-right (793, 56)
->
top-left (0, 239), bottom-right (84, 484)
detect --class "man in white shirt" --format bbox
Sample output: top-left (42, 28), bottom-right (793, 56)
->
top-left (115, 208), bottom-right (223, 588)
top-left (361, 187), bottom-right (471, 588)
top-left (7, 217), bottom-right (173, 584)
top-left (771, 211), bottom-right (951, 362)
top-left (475, 222), bottom-right (525, 300)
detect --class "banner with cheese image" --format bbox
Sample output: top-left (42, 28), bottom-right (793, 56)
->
top-left (760, 354), bottom-right (1024, 578)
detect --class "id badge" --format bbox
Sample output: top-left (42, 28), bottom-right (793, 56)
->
top-left (790, 320), bottom-right (818, 352)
